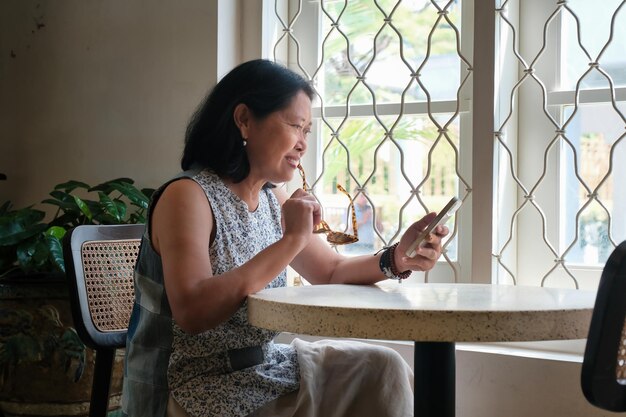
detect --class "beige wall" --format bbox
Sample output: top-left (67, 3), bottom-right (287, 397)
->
top-left (0, 0), bottom-right (223, 208)
top-left (457, 350), bottom-right (606, 417)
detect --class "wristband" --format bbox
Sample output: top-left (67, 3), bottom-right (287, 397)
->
top-left (379, 243), bottom-right (412, 281)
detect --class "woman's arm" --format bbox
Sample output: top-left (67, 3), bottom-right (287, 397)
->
top-left (273, 186), bottom-right (447, 285)
top-left (153, 180), bottom-right (316, 334)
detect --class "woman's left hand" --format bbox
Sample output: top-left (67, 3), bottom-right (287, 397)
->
top-left (395, 213), bottom-right (449, 273)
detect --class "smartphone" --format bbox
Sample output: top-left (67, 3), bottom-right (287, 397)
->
top-left (405, 197), bottom-right (461, 258)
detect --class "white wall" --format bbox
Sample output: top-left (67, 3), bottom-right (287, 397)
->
top-left (0, 0), bottom-right (223, 207)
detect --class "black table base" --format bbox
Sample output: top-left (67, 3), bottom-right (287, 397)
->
top-left (414, 341), bottom-right (456, 417)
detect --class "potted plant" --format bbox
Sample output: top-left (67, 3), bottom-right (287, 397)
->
top-left (0, 178), bottom-right (153, 417)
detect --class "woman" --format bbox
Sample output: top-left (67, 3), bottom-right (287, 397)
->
top-left (122, 59), bottom-right (448, 417)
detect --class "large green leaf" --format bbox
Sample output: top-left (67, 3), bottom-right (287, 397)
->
top-left (113, 199), bottom-right (127, 219)
top-left (89, 178), bottom-right (134, 194)
top-left (49, 190), bottom-right (73, 202)
top-left (16, 237), bottom-right (50, 271)
top-left (108, 182), bottom-right (149, 209)
top-left (47, 212), bottom-right (80, 229)
top-left (42, 190), bottom-right (79, 213)
top-left (97, 192), bottom-right (124, 222)
top-left (45, 234), bottom-right (65, 272)
top-left (0, 207), bottom-right (45, 225)
top-left (45, 226), bottom-right (66, 240)
top-left (0, 209), bottom-right (47, 246)
top-left (53, 180), bottom-right (90, 193)
top-left (72, 196), bottom-right (93, 222)
top-left (84, 198), bottom-right (105, 211)
top-left (41, 198), bottom-right (75, 212)
top-left (0, 223), bottom-right (47, 247)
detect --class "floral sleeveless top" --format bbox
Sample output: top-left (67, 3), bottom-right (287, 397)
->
top-left (122, 170), bottom-right (299, 417)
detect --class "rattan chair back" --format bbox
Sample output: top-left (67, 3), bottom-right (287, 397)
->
top-left (80, 239), bottom-right (138, 333)
top-left (63, 224), bottom-right (144, 417)
top-left (64, 224), bottom-right (143, 348)
top-left (582, 240), bottom-right (626, 412)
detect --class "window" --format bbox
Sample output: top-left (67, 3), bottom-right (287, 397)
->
top-left (559, 0), bottom-right (626, 268)
top-left (264, 0), bottom-right (625, 288)
top-left (272, 0), bottom-right (470, 283)
top-left (494, 0), bottom-right (626, 289)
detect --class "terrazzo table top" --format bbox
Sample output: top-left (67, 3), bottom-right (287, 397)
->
top-left (248, 282), bottom-right (596, 342)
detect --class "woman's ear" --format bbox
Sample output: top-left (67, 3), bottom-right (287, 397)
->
top-left (233, 103), bottom-right (251, 140)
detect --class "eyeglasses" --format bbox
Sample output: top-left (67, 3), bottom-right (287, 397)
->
top-left (297, 164), bottom-right (358, 245)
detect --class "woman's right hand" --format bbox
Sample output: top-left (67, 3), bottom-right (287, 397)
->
top-left (281, 188), bottom-right (322, 248)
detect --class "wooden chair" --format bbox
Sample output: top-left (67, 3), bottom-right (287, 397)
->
top-left (581, 240), bottom-right (626, 412)
top-left (63, 224), bottom-right (144, 417)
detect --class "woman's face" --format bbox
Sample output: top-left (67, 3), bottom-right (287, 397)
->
top-left (245, 90), bottom-right (312, 184)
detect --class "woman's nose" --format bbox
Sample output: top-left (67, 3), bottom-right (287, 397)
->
top-left (295, 137), bottom-right (307, 153)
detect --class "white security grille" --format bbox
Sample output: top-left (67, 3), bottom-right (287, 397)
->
top-left (271, 0), bottom-right (625, 287)
top-left (493, 0), bottom-right (626, 288)
top-left (273, 0), bottom-right (471, 283)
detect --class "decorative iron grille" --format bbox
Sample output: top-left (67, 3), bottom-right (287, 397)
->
top-left (273, 0), bottom-right (471, 283)
top-left (271, 0), bottom-right (625, 287)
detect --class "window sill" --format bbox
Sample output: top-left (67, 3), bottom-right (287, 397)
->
top-left (275, 333), bottom-right (587, 363)
top-left (456, 339), bottom-right (586, 363)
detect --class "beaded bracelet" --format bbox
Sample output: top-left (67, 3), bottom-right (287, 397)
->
top-left (378, 243), bottom-right (412, 281)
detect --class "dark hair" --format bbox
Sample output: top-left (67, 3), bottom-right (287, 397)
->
top-left (181, 59), bottom-right (315, 182)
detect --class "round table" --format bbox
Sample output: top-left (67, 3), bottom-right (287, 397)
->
top-left (248, 282), bottom-right (596, 417)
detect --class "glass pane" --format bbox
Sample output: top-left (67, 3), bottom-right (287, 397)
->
top-left (562, 103), bottom-right (626, 265)
top-left (560, 0), bottom-right (626, 90)
top-left (313, 115), bottom-right (460, 258)
top-left (320, 0), bottom-right (462, 106)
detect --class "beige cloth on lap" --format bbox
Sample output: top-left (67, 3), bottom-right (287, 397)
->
top-left (249, 338), bottom-right (414, 417)
top-left (168, 338), bottom-right (414, 417)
